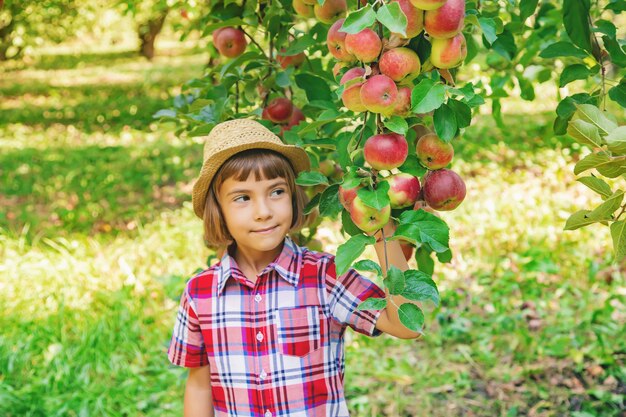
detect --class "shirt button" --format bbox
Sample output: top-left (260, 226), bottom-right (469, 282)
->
top-left (256, 332), bottom-right (264, 342)
top-left (264, 411), bottom-right (272, 417)
top-left (260, 370), bottom-right (267, 380)
top-left (254, 294), bottom-right (262, 303)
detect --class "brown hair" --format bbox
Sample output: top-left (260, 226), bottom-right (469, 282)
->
top-left (202, 149), bottom-right (310, 249)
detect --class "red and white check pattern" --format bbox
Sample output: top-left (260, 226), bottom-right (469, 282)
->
top-left (168, 236), bottom-right (385, 417)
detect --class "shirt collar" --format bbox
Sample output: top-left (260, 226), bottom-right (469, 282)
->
top-left (217, 236), bottom-right (302, 294)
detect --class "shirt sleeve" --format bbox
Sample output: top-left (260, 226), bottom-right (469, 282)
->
top-left (323, 257), bottom-right (386, 337)
top-left (168, 282), bottom-right (208, 368)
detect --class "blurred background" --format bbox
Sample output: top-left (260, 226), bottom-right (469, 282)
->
top-left (1, 1), bottom-right (625, 416)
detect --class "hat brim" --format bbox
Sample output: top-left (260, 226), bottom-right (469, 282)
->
top-left (192, 141), bottom-right (310, 219)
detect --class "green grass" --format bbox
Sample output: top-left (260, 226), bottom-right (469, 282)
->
top-left (1, 45), bottom-right (625, 417)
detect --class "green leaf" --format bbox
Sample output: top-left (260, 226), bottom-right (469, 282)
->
top-left (608, 82), bottom-right (626, 108)
top-left (589, 191), bottom-right (624, 219)
top-left (539, 42), bottom-right (588, 59)
top-left (415, 246), bottom-right (435, 275)
top-left (478, 17), bottom-right (498, 45)
top-left (295, 74), bottom-right (332, 102)
top-left (335, 234), bottom-right (376, 275)
top-left (611, 220), bottom-right (626, 261)
top-left (296, 171), bottom-right (330, 186)
top-left (564, 209), bottom-right (607, 230)
top-left (402, 270), bottom-right (439, 306)
top-left (384, 266), bottom-right (406, 295)
top-left (436, 248), bottom-right (452, 263)
top-left (393, 210), bottom-right (450, 253)
top-left (304, 193), bottom-right (321, 215)
top-left (357, 297), bottom-right (388, 311)
top-left (577, 176), bottom-right (613, 199)
top-left (603, 35), bottom-right (626, 67)
top-left (575, 104), bottom-right (618, 135)
top-left (398, 303), bottom-right (425, 333)
top-left (492, 29), bottom-right (517, 61)
top-left (356, 182), bottom-right (390, 210)
top-left (574, 153), bottom-right (626, 178)
top-left (606, 127), bottom-right (626, 155)
top-left (353, 260), bottom-right (383, 276)
top-left (341, 209), bottom-right (362, 236)
top-left (411, 79), bottom-right (446, 114)
top-left (520, 0), bottom-right (539, 20)
top-left (340, 5), bottom-right (377, 34)
top-left (559, 64), bottom-right (593, 88)
top-left (449, 98), bottom-right (472, 129)
top-left (594, 20), bottom-right (617, 38)
top-left (376, 2), bottom-right (408, 37)
top-left (319, 184), bottom-right (343, 217)
top-left (567, 119), bottom-right (603, 148)
top-left (606, 0), bottom-right (626, 12)
top-left (433, 103), bottom-right (458, 141)
top-left (398, 154), bottom-right (428, 177)
top-left (282, 35), bottom-right (316, 55)
top-left (563, 0), bottom-right (593, 54)
top-left (384, 116), bottom-right (409, 135)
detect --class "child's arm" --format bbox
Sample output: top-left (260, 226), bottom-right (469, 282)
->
top-left (184, 365), bottom-right (214, 417)
top-left (371, 222), bottom-right (423, 340)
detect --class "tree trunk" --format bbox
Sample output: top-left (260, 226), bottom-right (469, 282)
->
top-left (138, 11), bottom-right (168, 60)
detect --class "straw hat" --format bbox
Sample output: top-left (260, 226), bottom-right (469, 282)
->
top-left (191, 119), bottom-right (310, 219)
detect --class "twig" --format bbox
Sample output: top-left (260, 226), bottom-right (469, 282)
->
top-left (240, 28), bottom-right (269, 60)
top-left (354, 112), bottom-right (369, 149)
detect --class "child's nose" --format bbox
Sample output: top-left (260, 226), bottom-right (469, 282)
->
top-left (255, 198), bottom-right (273, 219)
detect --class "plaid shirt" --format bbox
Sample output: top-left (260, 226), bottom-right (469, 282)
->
top-left (168, 236), bottom-right (385, 417)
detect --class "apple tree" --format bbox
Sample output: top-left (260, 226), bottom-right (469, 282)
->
top-left (154, 0), bottom-right (536, 333)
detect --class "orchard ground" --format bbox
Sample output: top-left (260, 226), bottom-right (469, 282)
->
top-left (1, 43), bottom-right (625, 417)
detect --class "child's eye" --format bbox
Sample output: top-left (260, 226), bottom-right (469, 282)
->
top-left (233, 195), bottom-right (249, 202)
top-left (271, 188), bottom-right (286, 197)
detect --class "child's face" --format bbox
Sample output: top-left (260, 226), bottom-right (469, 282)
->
top-left (217, 174), bottom-right (293, 259)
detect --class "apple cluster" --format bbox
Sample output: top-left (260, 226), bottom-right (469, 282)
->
top-left (321, 0), bottom-right (467, 116)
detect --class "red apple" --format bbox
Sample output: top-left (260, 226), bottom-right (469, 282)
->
top-left (423, 168), bottom-right (466, 211)
top-left (327, 19), bottom-right (357, 62)
top-left (410, 0), bottom-right (447, 10)
top-left (400, 241), bottom-right (415, 261)
top-left (429, 32), bottom-right (467, 69)
top-left (340, 67), bottom-right (367, 112)
top-left (345, 29), bottom-right (382, 63)
top-left (379, 47), bottom-right (421, 83)
top-left (314, 0), bottom-right (347, 24)
top-left (363, 133), bottom-right (408, 170)
top-left (391, 0), bottom-right (424, 39)
top-left (293, 0), bottom-right (315, 17)
top-left (393, 86), bottom-right (412, 117)
top-left (340, 67), bottom-right (366, 85)
top-left (213, 27), bottom-right (247, 58)
top-left (277, 49), bottom-right (306, 68)
top-left (360, 74), bottom-right (398, 115)
top-left (279, 107), bottom-right (306, 135)
top-left (263, 98), bottom-right (294, 123)
top-left (416, 133), bottom-right (454, 169)
top-left (333, 62), bottom-right (346, 78)
top-left (383, 173), bottom-right (421, 208)
top-left (342, 84), bottom-right (367, 112)
top-left (339, 184), bottom-right (361, 209)
top-left (424, 0), bottom-right (465, 39)
top-left (349, 196), bottom-right (391, 233)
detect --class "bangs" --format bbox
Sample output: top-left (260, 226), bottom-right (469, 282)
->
top-left (213, 149), bottom-right (295, 190)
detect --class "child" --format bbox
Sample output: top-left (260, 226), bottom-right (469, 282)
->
top-left (168, 119), bottom-right (420, 417)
